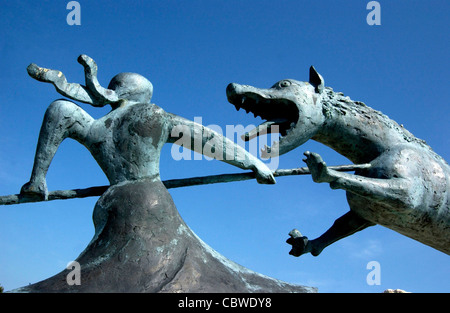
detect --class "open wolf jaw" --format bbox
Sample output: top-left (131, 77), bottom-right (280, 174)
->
top-left (226, 66), bottom-right (324, 158)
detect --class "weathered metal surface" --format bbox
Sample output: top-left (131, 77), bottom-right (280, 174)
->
top-left (227, 66), bottom-right (450, 256)
top-left (0, 164), bottom-right (371, 205)
top-left (10, 55), bottom-right (313, 292)
top-left (15, 179), bottom-right (314, 293)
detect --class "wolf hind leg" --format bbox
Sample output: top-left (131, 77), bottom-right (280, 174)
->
top-left (287, 211), bottom-right (375, 257)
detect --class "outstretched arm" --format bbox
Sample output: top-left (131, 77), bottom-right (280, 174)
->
top-left (166, 113), bottom-right (275, 184)
top-left (27, 55), bottom-right (120, 107)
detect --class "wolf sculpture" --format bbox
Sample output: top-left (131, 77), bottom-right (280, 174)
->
top-left (226, 67), bottom-right (449, 256)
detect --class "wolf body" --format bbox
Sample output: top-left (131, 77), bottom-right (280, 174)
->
top-left (226, 67), bottom-right (450, 256)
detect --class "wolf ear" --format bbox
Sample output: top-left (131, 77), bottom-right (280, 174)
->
top-left (309, 66), bottom-right (324, 93)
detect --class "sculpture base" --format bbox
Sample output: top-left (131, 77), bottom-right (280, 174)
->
top-left (12, 179), bottom-right (315, 293)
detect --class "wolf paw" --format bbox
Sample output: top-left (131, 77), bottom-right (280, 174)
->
top-left (303, 151), bottom-right (335, 183)
top-left (286, 229), bottom-right (310, 257)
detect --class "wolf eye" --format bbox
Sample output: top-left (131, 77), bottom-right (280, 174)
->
top-left (280, 80), bottom-right (291, 88)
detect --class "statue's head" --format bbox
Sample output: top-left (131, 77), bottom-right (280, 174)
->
top-left (108, 72), bottom-right (153, 104)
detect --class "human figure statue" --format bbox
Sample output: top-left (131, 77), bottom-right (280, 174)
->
top-left (14, 55), bottom-right (314, 293)
top-left (21, 55), bottom-right (275, 200)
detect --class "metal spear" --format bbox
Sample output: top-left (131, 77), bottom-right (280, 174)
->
top-left (0, 163), bottom-right (371, 205)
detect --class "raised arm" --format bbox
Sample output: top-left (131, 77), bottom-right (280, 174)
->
top-left (27, 54), bottom-right (120, 107)
top-left (166, 113), bottom-right (275, 184)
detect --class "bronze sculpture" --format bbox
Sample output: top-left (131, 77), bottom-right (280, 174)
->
top-left (226, 66), bottom-right (450, 256)
top-left (9, 55), bottom-right (314, 292)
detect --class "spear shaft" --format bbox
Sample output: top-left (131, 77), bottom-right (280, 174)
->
top-left (0, 163), bottom-right (370, 205)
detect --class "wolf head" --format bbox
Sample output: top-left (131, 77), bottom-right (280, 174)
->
top-left (226, 66), bottom-right (326, 158)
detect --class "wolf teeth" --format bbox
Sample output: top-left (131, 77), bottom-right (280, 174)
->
top-left (260, 145), bottom-right (272, 159)
top-left (241, 96), bottom-right (246, 104)
top-left (261, 141), bottom-right (280, 159)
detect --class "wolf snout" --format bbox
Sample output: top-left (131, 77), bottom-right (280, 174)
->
top-left (226, 83), bottom-right (242, 103)
top-left (226, 83), bottom-right (238, 95)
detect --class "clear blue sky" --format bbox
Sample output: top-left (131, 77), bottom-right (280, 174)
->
top-left (0, 1), bottom-right (448, 293)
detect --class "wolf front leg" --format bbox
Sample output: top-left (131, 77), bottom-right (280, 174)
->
top-left (21, 100), bottom-right (94, 200)
top-left (287, 151), bottom-right (413, 257)
top-left (303, 151), bottom-right (415, 208)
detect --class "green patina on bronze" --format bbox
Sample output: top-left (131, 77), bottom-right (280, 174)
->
top-left (227, 66), bottom-right (450, 256)
top-left (8, 55), bottom-right (314, 293)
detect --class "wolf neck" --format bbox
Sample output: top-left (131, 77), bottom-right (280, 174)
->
top-left (312, 88), bottom-right (409, 164)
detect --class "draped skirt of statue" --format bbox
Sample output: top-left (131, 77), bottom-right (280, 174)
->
top-left (14, 178), bottom-right (315, 292)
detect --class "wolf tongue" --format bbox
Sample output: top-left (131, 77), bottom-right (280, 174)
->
top-left (241, 118), bottom-right (288, 141)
